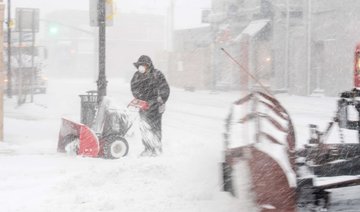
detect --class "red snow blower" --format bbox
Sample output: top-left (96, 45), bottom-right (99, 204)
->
top-left (57, 91), bottom-right (148, 159)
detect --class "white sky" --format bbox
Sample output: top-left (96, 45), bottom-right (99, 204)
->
top-left (10, 0), bottom-right (211, 29)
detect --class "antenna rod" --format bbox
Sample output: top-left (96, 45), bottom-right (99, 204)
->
top-left (220, 47), bottom-right (272, 95)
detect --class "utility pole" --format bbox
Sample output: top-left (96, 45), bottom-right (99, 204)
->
top-left (168, 0), bottom-right (174, 52)
top-left (17, 8), bottom-right (23, 106)
top-left (97, 0), bottom-right (107, 103)
top-left (30, 10), bottom-right (36, 103)
top-left (306, 0), bottom-right (312, 95)
top-left (284, 0), bottom-right (290, 90)
top-left (0, 0), bottom-right (5, 141)
top-left (7, 0), bottom-right (11, 98)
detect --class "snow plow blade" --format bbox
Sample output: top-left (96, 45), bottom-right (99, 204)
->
top-left (58, 118), bottom-right (99, 157)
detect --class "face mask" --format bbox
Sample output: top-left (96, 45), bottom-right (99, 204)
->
top-left (138, 66), bottom-right (146, 73)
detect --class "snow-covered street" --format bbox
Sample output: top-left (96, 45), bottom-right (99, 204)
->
top-left (0, 78), bottom-right (359, 212)
top-left (2, 0), bottom-right (360, 211)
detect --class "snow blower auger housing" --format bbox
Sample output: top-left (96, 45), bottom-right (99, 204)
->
top-left (58, 91), bottom-right (135, 159)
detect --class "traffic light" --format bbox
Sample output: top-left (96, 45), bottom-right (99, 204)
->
top-left (48, 24), bottom-right (59, 36)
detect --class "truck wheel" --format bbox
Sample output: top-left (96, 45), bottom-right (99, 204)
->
top-left (103, 136), bottom-right (129, 159)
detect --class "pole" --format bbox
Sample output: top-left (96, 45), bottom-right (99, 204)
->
top-left (7, 0), bottom-right (12, 98)
top-left (97, 0), bottom-right (107, 103)
top-left (221, 48), bottom-right (272, 96)
top-left (93, 27), bottom-right (98, 80)
top-left (0, 1), bottom-right (5, 141)
top-left (210, 41), bottom-right (216, 91)
top-left (165, 0), bottom-right (175, 80)
top-left (284, 0), bottom-right (290, 90)
top-left (306, 0), bottom-right (312, 95)
top-left (30, 10), bottom-right (36, 103)
top-left (168, 0), bottom-right (174, 52)
top-left (17, 9), bottom-right (24, 106)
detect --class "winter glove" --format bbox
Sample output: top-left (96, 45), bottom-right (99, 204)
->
top-left (140, 100), bottom-right (150, 111)
top-left (158, 103), bottom-right (166, 114)
top-left (128, 99), bottom-right (149, 111)
top-left (157, 96), bottom-right (165, 113)
top-left (157, 96), bottom-right (163, 103)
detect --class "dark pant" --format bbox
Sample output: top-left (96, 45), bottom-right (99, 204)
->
top-left (139, 109), bottom-right (162, 153)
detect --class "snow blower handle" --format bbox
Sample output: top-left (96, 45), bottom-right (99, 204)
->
top-left (128, 99), bottom-right (150, 111)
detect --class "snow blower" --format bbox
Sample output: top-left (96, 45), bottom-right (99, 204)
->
top-left (57, 91), bottom-right (148, 159)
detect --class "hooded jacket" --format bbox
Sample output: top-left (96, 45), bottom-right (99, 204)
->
top-left (131, 55), bottom-right (170, 112)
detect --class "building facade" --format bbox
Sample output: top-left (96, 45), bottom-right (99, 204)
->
top-left (0, 0), bottom-right (4, 141)
top-left (173, 0), bottom-right (360, 96)
top-left (169, 27), bottom-right (212, 90)
top-left (271, 0), bottom-right (360, 96)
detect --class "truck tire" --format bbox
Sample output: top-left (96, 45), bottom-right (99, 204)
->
top-left (103, 136), bottom-right (129, 159)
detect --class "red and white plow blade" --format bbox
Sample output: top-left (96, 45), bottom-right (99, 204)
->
top-left (223, 91), bottom-right (297, 211)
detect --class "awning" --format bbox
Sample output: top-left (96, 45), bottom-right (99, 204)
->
top-left (235, 19), bottom-right (270, 41)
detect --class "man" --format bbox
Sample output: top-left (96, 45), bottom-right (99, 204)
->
top-left (131, 55), bottom-right (170, 156)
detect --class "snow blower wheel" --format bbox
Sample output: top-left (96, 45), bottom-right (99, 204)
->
top-left (103, 136), bottom-right (129, 159)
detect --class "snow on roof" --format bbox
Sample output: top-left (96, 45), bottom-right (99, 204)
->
top-left (242, 19), bottom-right (270, 36)
top-left (234, 19), bottom-right (270, 42)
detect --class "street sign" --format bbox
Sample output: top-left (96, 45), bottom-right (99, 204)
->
top-left (4, 32), bottom-right (33, 43)
top-left (15, 8), bottom-right (39, 32)
top-left (89, 0), bottom-right (114, 27)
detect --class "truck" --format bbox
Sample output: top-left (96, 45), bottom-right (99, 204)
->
top-left (220, 43), bottom-right (360, 211)
top-left (4, 44), bottom-right (48, 96)
top-left (4, 30), bottom-right (48, 99)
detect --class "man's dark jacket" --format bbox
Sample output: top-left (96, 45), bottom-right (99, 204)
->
top-left (130, 59), bottom-right (170, 115)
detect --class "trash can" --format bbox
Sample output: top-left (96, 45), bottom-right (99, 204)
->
top-left (79, 90), bottom-right (98, 126)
